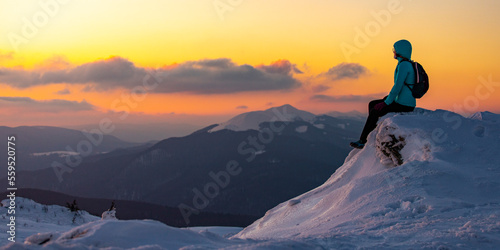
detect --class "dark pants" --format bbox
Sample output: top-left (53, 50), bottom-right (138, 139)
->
top-left (359, 98), bottom-right (415, 143)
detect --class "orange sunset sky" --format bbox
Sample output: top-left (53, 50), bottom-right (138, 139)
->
top-left (1, 0), bottom-right (499, 127)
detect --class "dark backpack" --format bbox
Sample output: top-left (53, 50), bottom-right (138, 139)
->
top-left (403, 60), bottom-right (429, 99)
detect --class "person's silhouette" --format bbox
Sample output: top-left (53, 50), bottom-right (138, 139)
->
top-left (350, 39), bottom-right (416, 149)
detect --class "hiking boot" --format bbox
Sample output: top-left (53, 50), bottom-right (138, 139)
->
top-left (350, 140), bottom-right (365, 149)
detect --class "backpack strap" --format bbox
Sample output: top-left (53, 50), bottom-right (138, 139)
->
top-left (401, 59), bottom-right (416, 90)
top-left (404, 82), bottom-right (414, 91)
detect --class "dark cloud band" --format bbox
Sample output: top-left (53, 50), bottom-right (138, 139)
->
top-left (310, 93), bottom-right (384, 103)
top-left (0, 96), bottom-right (95, 113)
top-left (0, 57), bottom-right (302, 94)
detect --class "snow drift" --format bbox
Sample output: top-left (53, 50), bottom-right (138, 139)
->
top-left (236, 109), bottom-right (500, 249)
top-left (23, 220), bottom-right (231, 249)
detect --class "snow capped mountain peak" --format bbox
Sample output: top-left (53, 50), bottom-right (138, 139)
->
top-left (469, 111), bottom-right (500, 122)
top-left (209, 104), bottom-right (316, 132)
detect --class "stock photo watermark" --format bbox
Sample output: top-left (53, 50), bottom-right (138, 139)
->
top-left (340, 0), bottom-right (404, 62)
top-left (178, 106), bottom-right (294, 224)
top-left (213, 0), bottom-right (244, 21)
top-left (6, 136), bottom-right (17, 243)
top-left (50, 71), bottom-right (162, 182)
top-left (7, 0), bottom-right (71, 52)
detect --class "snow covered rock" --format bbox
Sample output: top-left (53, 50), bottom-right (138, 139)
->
top-left (101, 209), bottom-right (117, 220)
top-left (375, 124), bottom-right (407, 166)
top-left (375, 117), bottom-right (432, 167)
top-left (101, 202), bottom-right (117, 220)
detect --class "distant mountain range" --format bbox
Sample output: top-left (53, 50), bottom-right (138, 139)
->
top-left (68, 122), bottom-right (202, 143)
top-left (12, 105), bottom-right (364, 219)
top-left (0, 126), bottom-right (144, 174)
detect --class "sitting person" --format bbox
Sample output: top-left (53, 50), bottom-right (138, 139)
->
top-left (350, 39), bottom-right (416, 149)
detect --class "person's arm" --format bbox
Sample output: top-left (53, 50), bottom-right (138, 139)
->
top-left (384, 62), bottom-right (412, 105)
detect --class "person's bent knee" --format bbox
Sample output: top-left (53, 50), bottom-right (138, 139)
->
top-left (369, 99), bottom-right (382, 109)
top-left (369, 99), bottom-right (379, 106)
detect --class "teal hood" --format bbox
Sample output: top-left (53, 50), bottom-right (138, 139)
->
top-left (393, 39), bottom-right (412, 60)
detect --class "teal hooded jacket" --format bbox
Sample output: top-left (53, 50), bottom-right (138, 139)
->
top-left (384, 39), bottom-right (416, 107)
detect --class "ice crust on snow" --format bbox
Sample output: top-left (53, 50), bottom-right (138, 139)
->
top-left (2, 109), bottom-right (500, 249)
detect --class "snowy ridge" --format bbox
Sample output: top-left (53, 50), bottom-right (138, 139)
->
top-left (31, 151), bottom-right (80, 157)
top-left (236, 109), bottom-right (500, 249)
top-left (23, 220), bottom-right (232, 249)
top-left (209, 104), bottom-right (316, 132)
